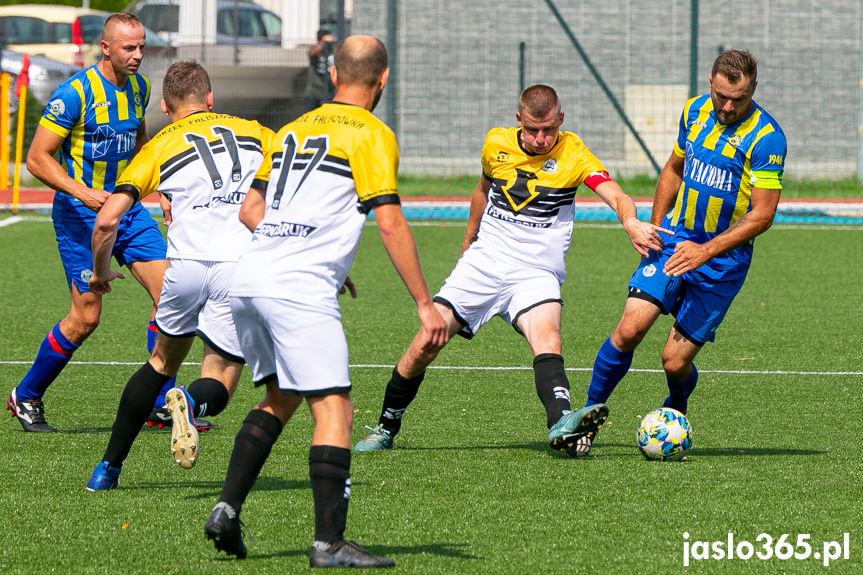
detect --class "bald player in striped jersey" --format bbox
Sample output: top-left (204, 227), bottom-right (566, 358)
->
top-left (85, 60), bottom-right (274, 490)
top-left (580, 50), bottom-right (787, 445)
top-left (8, 13), bottom-right (169, 433)
top-left (203, 35), bottom-right (448, 567)
top-left (354, 84), bottom-right (669, 458)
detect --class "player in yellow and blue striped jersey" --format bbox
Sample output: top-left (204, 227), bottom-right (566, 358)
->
top-left (6, 13), bottom-right (169, 432)
top-left (581, 50), bottom-right (787, 447)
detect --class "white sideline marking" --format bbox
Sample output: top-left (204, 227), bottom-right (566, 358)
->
top-left (0, 360), bottom-right (861, 376)
top-left (0, 215), bottom-right (52, 227)
top-left (0, 216), bottom-right (23, 227)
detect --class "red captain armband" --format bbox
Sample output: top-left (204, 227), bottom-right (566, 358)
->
top-left (583, 170), bottom-right (614, 191)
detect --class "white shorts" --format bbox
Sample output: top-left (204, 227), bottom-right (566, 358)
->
top-left (230, 296), bottom-right (351, 395)
top-left (154, 259), bottom-right (243, 361)
top-left (434, 247), bottom-right (562, 339)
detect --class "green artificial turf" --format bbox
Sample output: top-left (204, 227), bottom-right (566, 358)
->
top-left (0, 217), bottom-right (860, 573)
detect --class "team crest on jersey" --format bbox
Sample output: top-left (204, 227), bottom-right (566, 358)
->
top-left (80, 269), bottom-right (93, 283)
top-left (727, 134), bottom-right (742, 148)
top-left (642, 264), bottom-right (656, 278)
top-left (134, 92), bottom-right (142, 107)
top-left (542, 158), bottom-right (557, 173)
top-left (496, 151), bottom-right (509, 162)
top-left (49, 99), bottom-right (65, 116)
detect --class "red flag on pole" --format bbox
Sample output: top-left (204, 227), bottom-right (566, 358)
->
top-left (14, 54), bottom-right (29, 97)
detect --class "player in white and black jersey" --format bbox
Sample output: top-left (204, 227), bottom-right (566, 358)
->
top-left (85, 61), bottom-right (273, 491)
top-left (203, 36), bottom-right (448, 568)
top-left (355, 84), bottom-right (670, 458)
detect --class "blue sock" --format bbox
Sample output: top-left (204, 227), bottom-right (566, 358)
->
top-left (148, 321), bottom-right (176, 409)
top-left (16, 322), bottom-right (80, 400)
top-left (586, 337), bottom-right (633, 406)
top-left (663, 364), bottom-right (698, 414)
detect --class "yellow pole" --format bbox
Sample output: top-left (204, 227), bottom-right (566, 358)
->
top-left (12, 84), bottom-right (26, 215)
top-left (0, 72), bottom-right (10, 192)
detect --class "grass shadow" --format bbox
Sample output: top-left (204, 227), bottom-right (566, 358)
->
top-left (58, 426), bottom-right (114, 434)
top-left (239, 542), bottom-right (481, 561)
top-left (590, 442), bottom-right (826, 457)
top-left (385, 441), bottom-right (827, 458)
top-left (396, 442), bottom-right (548, 453)
top-left (129, 476), bottom-right (310, 499)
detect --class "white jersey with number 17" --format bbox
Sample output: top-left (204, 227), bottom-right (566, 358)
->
top-left (231, 102), bottom-right (401, 310)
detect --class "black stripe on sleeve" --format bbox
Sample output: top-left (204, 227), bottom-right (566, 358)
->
top-left (113, 184), bottom-right (141, 202)
top-left (357, 193), bottom-right (400, 214)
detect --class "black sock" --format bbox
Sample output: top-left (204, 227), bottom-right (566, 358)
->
top-left (187, 377), bottom-right (230, 417)
top-left (533, 353), bottom-right (572, 428)
top-left (218, 409), bottom-right (283, 514)
top-left (309, 445), bottom-right (351, 544)
top-left (103, 362), bottom-right (172, 467)
top-left (377, 366), bottom-right (425, 436)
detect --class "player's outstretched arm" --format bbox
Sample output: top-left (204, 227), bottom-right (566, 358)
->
top-left (651, 151), bottom-right (685, 226)
top-left (593, 180), bottom-right (671, 257)
top-left (663, 186), bottom-right (780, 277)
top-left (460, 176), bottom-right (491, 256)
top-left (373, 203), bottom-right (449, 349)
top-left (26, 125), bottom-right (109, 212)
top-left (239, 187), bottom-right (267, 232)
top-left (90, 191), bottom-right (135, 294)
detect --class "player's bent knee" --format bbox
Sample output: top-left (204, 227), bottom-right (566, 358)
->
top-left (614, 323), bottom-right (648, 349)
top-left (661, 355), bottom-right (691, 379)
top-left (64, 315), bottom-right (100, 341)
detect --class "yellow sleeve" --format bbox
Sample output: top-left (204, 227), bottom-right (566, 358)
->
top-left (480, 131), bottom-right (494, 179)
top-left (114, 141), bottom-right (160, 202)
top-left (351, 125), bottom-right (399, 205)
top-left (575, 143), bottom-right (607, 185)
top-left (252, 124), bottom-right (276, 189)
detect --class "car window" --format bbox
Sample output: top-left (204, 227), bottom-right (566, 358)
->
top-left (216, 9), bottom-right (234, 36)
top-left (259, 11), bottom-right (280, 38)
top-left (237, 9), bottom-right (264, 38)
top-left (77, 15), bottom-right (105, 44)
top-left (139, 4), bottom-right (179, 33)
top-left (218, 7), bottom-right (268, 39)
top-left (55, 23), bottom-right (73, 43)
top-left (1, 16), bottom-right (55, 44)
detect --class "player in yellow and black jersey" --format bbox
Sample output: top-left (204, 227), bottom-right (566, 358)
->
top-left (207, 35), bottom-right (448, 568)
top-left (85, 61), bottom-right (273, 492)
top-left (355, 85), bottom-right (669, 458)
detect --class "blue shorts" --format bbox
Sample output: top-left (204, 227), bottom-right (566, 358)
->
top-left (53, 201), bottom-right (166, 293)
top-left (627, 250), bottom-right (746, 344)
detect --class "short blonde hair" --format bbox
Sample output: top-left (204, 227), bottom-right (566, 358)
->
top-left (518, 85), bottom-right (560, 117)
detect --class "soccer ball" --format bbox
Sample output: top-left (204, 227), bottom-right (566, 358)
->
top-left (637, 408), bottom-right (693, 461)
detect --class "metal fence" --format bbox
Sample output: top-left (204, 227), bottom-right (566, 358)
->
top-left (353, 0), bottom-right (863, 193)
